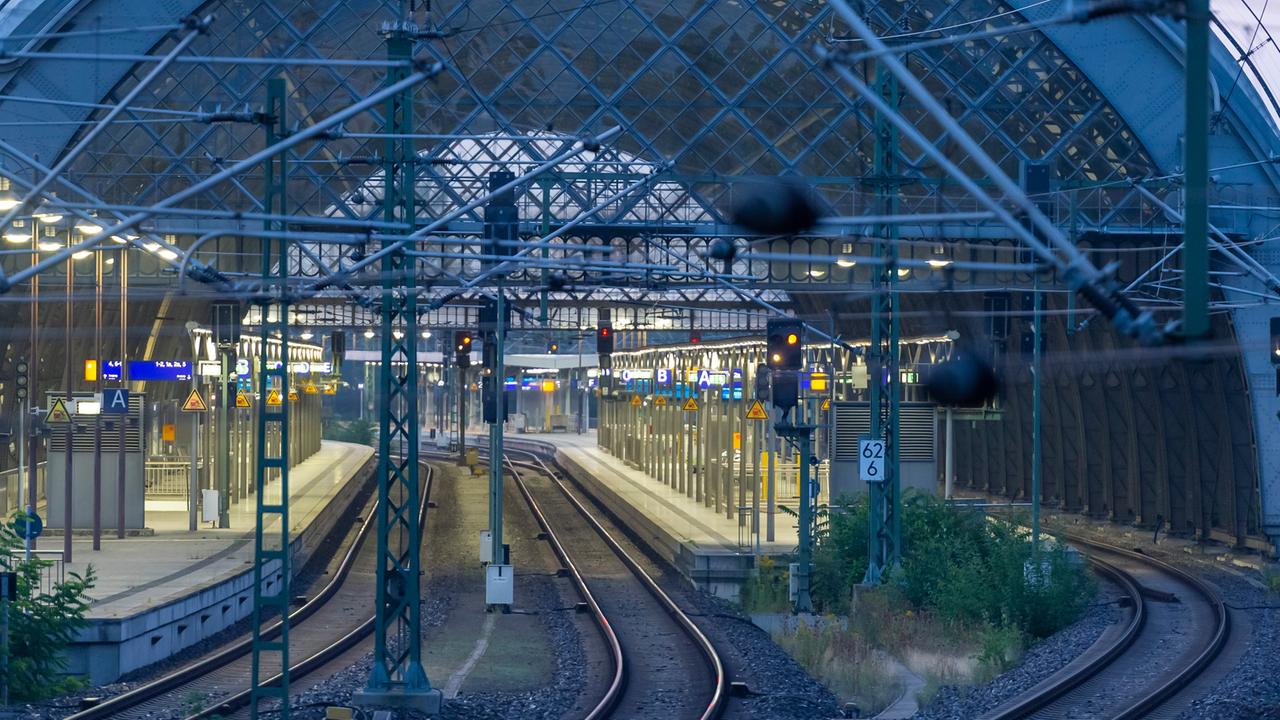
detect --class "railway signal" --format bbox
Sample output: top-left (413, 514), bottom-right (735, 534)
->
top-left (766, 319), bottom-right (804, 371)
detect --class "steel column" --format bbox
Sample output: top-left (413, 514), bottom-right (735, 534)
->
top-left (249, 77), bottom-right (291, 720)
top-left (356, 25), bottom-right (437, 712)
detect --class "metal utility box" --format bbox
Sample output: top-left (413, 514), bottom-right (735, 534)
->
top-left (828, 401), bottom-right (938, 498)
top-left (479, 530), bottom-right (492, 564)
top-left (45, 391), bottom-right (146, 530)
top-left (486, 563), bottom-right (514, 606)
top-left (201, 489), bottom-right (220, 523)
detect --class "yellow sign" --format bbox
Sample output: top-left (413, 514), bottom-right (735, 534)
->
top-left (181, 388), bottom-right (208, 412)
top-left (46, 398), bottom-right (72, 424)
top-left (810, 372), bottom-right (829, 392)
top-left (288, 389), bottom-right (299, 402)
top-left (266, 389), bottom-right (283, 406)
top-left (323, 384), bottom-right (336, 395)
top-left (162, 423), bottom-right (176, 442)
top-left (630, 394), bottom-right (642, 407)
top-left (733, 431), bottom-right (741, 450)
top-left (654, 395), bottom-right (668, 407)
top-left (83, 360), bottom-right (98, 383)
top-left (682, 397), bottom-right (699, 412)
top-left (236, 392), bottom-right (252, 408)
top-left (745, 399), bottom-right (769, 420)
top-left (304, 382), bottom-right (319, 395)
top-left (542, 380), bottom-right (556, 393)
top-left (821, 398), bottom-right (831, 411)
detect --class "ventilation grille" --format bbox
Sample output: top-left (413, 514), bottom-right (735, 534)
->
top-left (831, 402), bottom-right (935, 462)
top-left (45, 394), bottom-right (145, 453)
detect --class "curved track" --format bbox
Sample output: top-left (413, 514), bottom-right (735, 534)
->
top-left (465, 441), bottom-right (727, 720)
top-left (985, 536), bottom-right (1229, 720)
top-left (67, 462), bottom-right (431, 720)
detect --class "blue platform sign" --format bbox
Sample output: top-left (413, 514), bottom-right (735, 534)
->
top-left (102, 360), bottom-right (192, 382)
top-left (12, 510), bottom-right (41, 540)
top-left (102, 388), bottom-right (129, 414)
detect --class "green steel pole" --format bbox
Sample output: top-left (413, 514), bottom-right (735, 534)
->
top-left (796, 424), bottom-right (814, 612)
top-left (1183, 0), bottom-right (1210, 338)
top-left (218, 349), bottom-right (231, 528)
top-left (1032, 273), bottom-right (1042, 550)
top-left (490, 289), bottom-right (506, 565)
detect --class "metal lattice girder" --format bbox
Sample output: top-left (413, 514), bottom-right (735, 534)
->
top-left (250, 77), bottom-right (291, 718)
top-left (865, 62), bottom-right (903, 585)
top-left (360, 24), bottom-right (435, 705)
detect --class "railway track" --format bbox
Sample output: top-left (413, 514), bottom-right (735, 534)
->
top-left (67, 462), bottom-right (432, 720)
top-left (985, 535), bottom-right (1230, 720)
top-left (450, 441), bottom-right (727, 720)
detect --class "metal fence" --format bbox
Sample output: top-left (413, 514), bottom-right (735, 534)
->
top-left (144, 459), bottom-right (201, 497)
top-left (0, 462), bottom-right (46, 518)
top-left (27, 550), bottom-right (66, 597)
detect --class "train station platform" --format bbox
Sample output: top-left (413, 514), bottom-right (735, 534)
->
top-left (516, 432), bottom-right (797, 599)
top-left (63, 440), bottom-right (375, 684)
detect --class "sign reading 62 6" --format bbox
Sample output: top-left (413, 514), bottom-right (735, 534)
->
top-left (860, 438), bottom-right (886, 482)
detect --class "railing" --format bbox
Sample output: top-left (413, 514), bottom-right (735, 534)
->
top-left (144, 459), bottom-right (202, 497)
top-left (0, 462), bottom-right (46, 517)
top-left (27, 549), bottom-right (65, 596)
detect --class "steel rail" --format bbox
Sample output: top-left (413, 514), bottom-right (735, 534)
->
top-left (497, 453), bottom-right (627, 720)
top-left (983, 554), bottom-right (1146, 720)
top-left (984, 534), bottom-right (1229, 720)
top-left (499, 440), bottom-right (728, 720)
top-left (63, 458), bottom-right (390, 720)
top-left (184, 461), bottom-right (434, 720)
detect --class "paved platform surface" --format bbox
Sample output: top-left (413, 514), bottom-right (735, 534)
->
top-left (57, 441), bottom-right (374, 620)
top-left (521, 431), bottom-right (798, 554)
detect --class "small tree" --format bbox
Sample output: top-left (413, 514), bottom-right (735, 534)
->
top-left (0, 514), bottom-right (96, 700)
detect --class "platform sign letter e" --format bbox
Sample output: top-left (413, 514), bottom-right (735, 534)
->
top-left (860, 438), bottom-right (886, 483)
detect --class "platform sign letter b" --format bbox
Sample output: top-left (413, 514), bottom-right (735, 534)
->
top-left (860, 437), bottom-right (885, 483)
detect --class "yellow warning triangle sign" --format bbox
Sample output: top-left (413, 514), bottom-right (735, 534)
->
top-left (821, 398), bottom-right (831, 411)
top-left (287, 389), bottom-right (299, 401)
top-left (266, 389), bottom-right (283, 406)
top-left (181, 388), bottom-right (208, 412)
top-left (46, 398), bottom-right (72, 424)
top-left (682, 397), bottom-right (699, 412)
top-left (304, 382), bottom-right (319, 395)
top-left (323, 384), bottom-right (336, 395)
top-left (654, 395), bottom-right (668, 406)
top-left (630, 394), bottom-right (642, 407)
top-left (236, 392), bottom-right (252, 408)
top-left (745, 399), bottom-right (769, 420)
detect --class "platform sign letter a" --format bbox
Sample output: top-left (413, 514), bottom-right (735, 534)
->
top-left (103, 388), bottom-right (129, 414)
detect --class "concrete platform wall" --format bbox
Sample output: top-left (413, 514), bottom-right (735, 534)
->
top-left (65, 454), bottom-right (375, 684)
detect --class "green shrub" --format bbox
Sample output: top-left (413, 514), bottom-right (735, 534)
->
top-left (740, 556), bottom-right (791, 613)
top-left (0, 513), bottom-right (96, 700)
top-left (798, 492), bottom-right (1092, 639)
top-left (322, 419), bottom-right (375, 445)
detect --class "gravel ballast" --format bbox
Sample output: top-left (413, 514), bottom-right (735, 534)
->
top-left (912, 590), bottom-right (1121, 719)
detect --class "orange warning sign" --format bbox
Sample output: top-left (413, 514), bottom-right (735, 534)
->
top-left (266, 389), bottom-right (283, 406)
top-left (46, 398), bottom-right (72, 424)
top-left (654, 395), bottom-right (667, 407)
top-left (630, 394), bottom-right (642, 407)
top-left (682, 397), bottom-right (699, 412)
top-left (745, 399), bottom-right (768, 420)
top-left (236, 392), bottom-right (252, 408)
top-left (304, 382), bottom-right (319, 395)
top-left (181, 389), bottom-right (208, 412)
top-left (162, 423), bottom-right (176, 442)
top-left (821, 398), bottom-right (831, 411)
top-left (323, 384), bottom-right (336, 395)
top-left (287, 389), bottom-right (299, 402)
